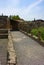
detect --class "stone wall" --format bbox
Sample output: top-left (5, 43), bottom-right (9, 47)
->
top-left (0, 16), bottom-right (10, 29)
top-left (0, 16), bottom-right (10, 38)
top-left (18, 20), bottom-right (44, 32)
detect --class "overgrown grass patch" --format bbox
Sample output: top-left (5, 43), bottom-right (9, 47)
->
top-left (31, 27), bottom-right (44, 40)
top-left (31, 28), bottom-right (38, 36)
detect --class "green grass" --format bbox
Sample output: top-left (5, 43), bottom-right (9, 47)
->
top-left (31, 27), bottom-right (44, 40)
top-left (38, 27), bottom-right (44, 40)
top-left (31, 28), bottom-right (38, 36)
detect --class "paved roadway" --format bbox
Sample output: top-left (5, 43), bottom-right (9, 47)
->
top-left (11, 31), bottom-right (44, 65)
top-left (0, 39), bottom-right (8, 65)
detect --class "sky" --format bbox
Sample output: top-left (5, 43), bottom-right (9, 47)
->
top-left (0, 0), bottom-right (44, 20)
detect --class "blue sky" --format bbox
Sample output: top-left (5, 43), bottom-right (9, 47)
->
top-left (0, 0), bottom-right (44, 20)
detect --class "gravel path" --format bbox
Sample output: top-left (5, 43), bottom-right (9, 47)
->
top-left (11, 31), bottom-right (44, 65)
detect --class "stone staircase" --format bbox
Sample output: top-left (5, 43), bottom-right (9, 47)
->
top-left (0, 29), bottom-right (8, 38)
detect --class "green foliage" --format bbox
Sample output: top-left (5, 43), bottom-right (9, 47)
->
top-left (31, 29), bottom-right (38, 36)
top-left (31, 27), bottom-right (44, 40)
top-left (9, 15), bottom-right (20, 20)
top-left (38, 27), bottom-right (44, 40)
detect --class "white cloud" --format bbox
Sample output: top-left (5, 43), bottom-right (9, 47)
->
top-left (18, 0), bottom-right (43, 20)
top-left (6, 0), bottom-right (20, 8)
top-left (23, 0), bottom-right (43, 14)
top-left (0, 0), bottom-right (43, 20)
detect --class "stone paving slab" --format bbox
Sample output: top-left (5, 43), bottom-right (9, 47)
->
top-left (11, 31), bottom-right (44, 65)
top-left (0, 39), bottom-right (8, 65)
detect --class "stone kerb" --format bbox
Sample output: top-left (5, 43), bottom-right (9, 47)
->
top-left (7, 31), bottom-right (17, 65)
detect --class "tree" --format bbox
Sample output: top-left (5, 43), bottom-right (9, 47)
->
top-left (9, 15), bottom-right (20, 20)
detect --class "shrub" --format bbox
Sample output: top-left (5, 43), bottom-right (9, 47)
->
top-left (38, 27), bottom-right (44, 40)
top-left (31, 27), bottom-right (44, 40)
top-left (31, 29), bottom-right (38, 36)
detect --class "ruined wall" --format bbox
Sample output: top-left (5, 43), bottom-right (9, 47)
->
top-left (0, 16), bottom-right (10, 29)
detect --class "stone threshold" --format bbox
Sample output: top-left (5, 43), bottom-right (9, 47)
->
top-left (7, 32), bottom-right (17, 65)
